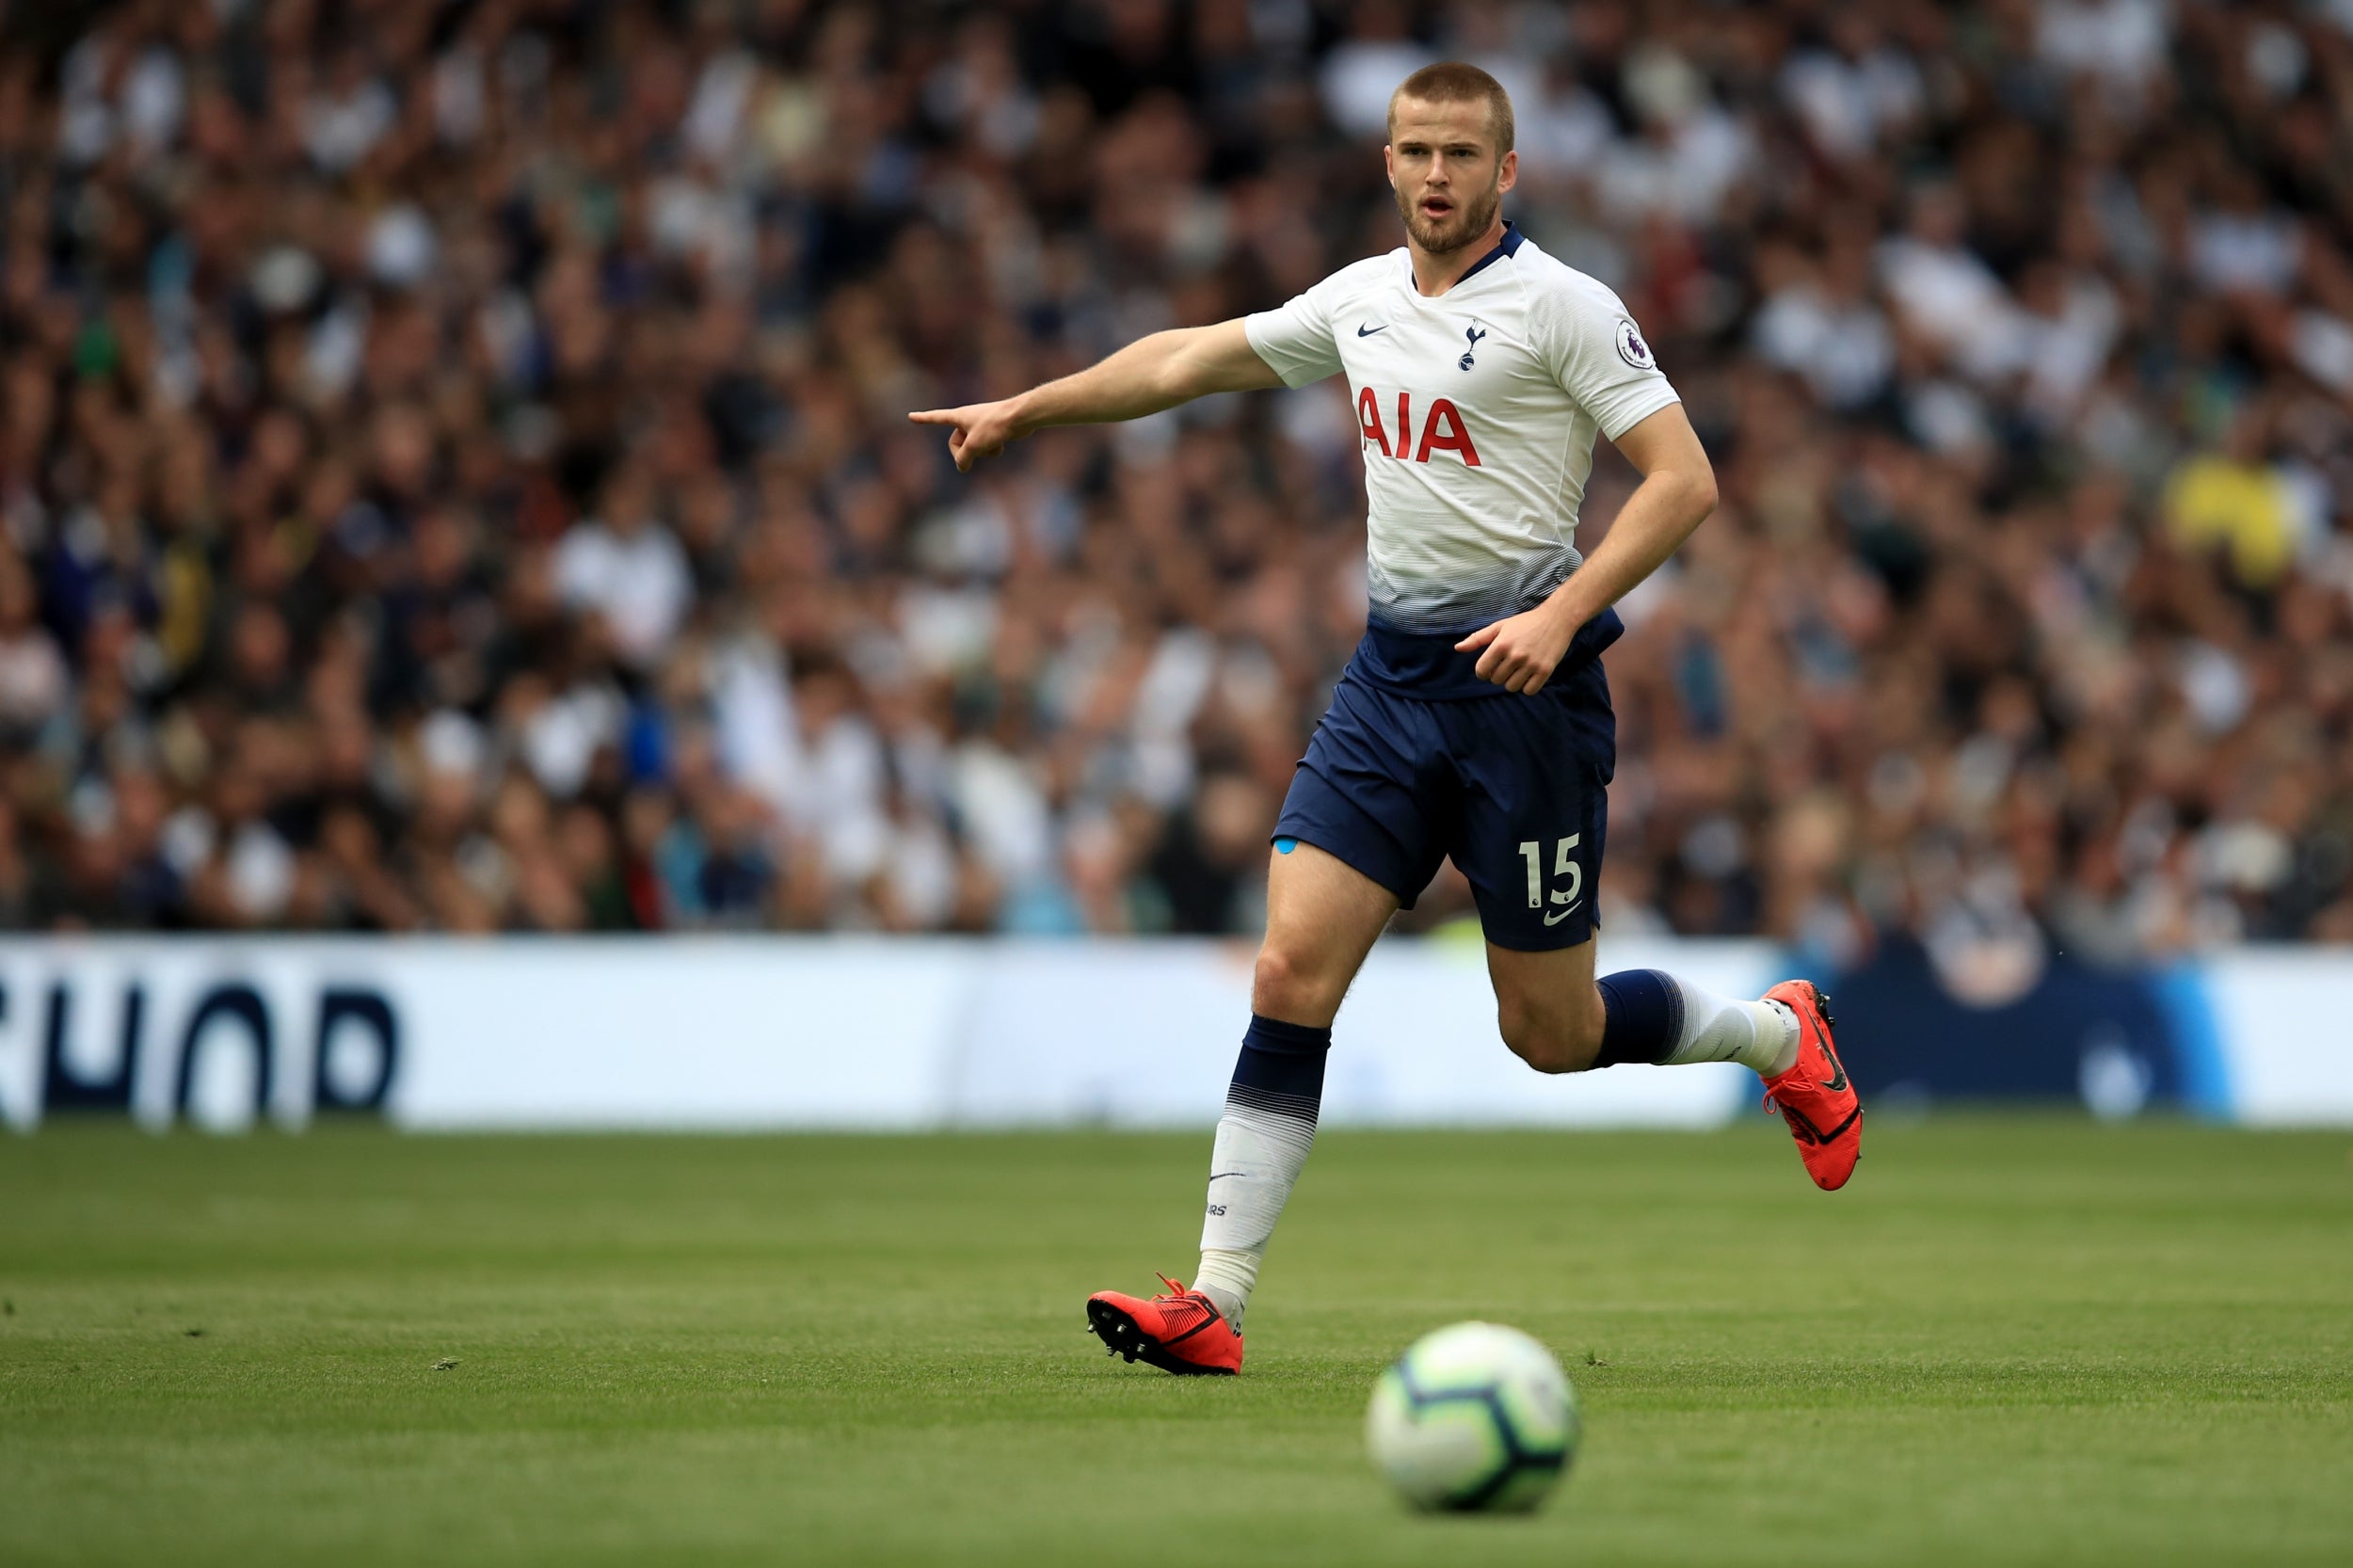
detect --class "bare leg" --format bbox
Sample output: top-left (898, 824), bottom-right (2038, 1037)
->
top-left (1254, 840), bottom-right (1400, 1024)
top-left (1486, 940), bottom-right (1799, 1079)
top-left (1484, 936), bottom-right (1607, 1073)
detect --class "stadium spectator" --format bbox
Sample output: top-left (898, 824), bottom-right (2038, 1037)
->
top-left (2, 0), bottom-right (2351, 963)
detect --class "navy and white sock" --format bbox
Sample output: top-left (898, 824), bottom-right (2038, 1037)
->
top-left (1593, 969), bottom-right (1798, 1077)
top-left (1194, 1015), bottom-right (1330, 1330)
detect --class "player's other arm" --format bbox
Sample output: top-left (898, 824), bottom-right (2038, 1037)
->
top-left (909, 321), bottom-right (1285, 472)
top-left (1455, 404), bottom-right (1717, 694)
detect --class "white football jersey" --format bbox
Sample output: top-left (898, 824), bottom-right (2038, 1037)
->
top-left (1245, 224), bottom-right (1680, 634)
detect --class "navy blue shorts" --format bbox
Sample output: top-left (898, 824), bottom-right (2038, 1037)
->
top-left (1273, 619), bottom-right (1618, 952)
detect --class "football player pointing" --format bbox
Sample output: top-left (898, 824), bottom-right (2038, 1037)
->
top-left (911, 64), bottom-right (1859, 1377)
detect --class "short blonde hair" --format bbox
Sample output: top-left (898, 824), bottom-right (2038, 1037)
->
top-left (1387, 61), bottom-right (1515, 153)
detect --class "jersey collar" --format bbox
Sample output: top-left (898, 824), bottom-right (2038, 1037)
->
top-left (1409, 218), bottom-right (1523, 293)
top-left (1459, 218), bottom-right (1524, 283)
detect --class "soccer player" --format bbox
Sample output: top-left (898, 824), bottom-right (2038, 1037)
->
top-left (909, 63), bottom-right (1858, 1377)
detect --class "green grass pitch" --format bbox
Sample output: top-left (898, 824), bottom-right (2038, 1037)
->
top-left (3, 1120), bottom-right (2350, 1565)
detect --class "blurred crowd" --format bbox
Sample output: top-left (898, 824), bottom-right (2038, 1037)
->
top-left (4, 0), bottom-right (2352, 970)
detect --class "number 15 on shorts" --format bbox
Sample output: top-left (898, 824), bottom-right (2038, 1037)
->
top-left (1519, 835), bottom-right (1583, 926)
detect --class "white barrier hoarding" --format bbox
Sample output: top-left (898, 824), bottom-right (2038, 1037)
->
top-left (5, 936), bottom-right (2347, 1131)
top-left (0, 936), bottom-right (1765, 1133)
top-left (2188, 950), bottom-right (2353, 1126)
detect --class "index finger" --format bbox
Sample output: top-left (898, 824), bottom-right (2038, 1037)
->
top-left (906, 409), bottom-right (964, 425)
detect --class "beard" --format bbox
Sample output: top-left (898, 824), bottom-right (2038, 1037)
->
top-left (1395, 176), bottom-right (1503, 254)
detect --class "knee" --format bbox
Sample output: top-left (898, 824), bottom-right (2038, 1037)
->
top-left (1253, 940), bottom-right (1343, 1023)
top-left (1497, 994), bottom-right (1604, 1075)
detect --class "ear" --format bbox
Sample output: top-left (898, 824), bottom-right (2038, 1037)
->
top-left (1384, 142), bottom-right (1397, 189)
top-left (1497, 149), bottom-right (1518, 195)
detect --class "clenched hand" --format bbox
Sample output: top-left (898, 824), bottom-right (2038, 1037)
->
top-left (1454, 603), bottom-right (1578, 695)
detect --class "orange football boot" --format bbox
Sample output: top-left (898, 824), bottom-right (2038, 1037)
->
top-left (1086, 1274), bottom-right (1243, 1375)
top-left (1760, 980), bottom-right (1861, 1191)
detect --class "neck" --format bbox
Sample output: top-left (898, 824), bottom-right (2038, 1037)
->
top-left (1408, 213), bottom-right (1509, 297)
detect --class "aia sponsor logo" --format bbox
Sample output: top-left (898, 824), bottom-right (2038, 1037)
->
top-left (1355, 388), bottom-right (1481, 467)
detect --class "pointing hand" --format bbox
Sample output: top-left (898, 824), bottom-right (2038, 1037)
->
top-left (907, 399), bottom-right (1026, 472)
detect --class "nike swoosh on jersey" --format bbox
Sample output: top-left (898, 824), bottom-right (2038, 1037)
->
top-left (1355, 323), bottom-right (1388, 336)
top-left (1543, 903), bottom-right (1584, 926)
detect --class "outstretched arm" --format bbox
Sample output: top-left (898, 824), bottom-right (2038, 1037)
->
top-left (1453, 403), bottom-right (1719, 694)
top-left (909, 320), bottom-right (1284, 471)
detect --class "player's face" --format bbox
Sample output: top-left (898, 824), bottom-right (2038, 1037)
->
top-left (1385, 97), bottom-right (1517, 255)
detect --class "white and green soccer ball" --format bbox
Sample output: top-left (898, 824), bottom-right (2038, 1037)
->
top-left (1365, 1321), bottom-right (1579, 1512)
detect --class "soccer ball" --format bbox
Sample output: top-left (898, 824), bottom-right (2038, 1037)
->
top-left (1365, 1321), bottom-right (1579, 1512)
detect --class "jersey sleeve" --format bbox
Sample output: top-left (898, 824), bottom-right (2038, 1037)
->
top-left (1242, 274), bottom-right (1347, 388)
top-left (1541, 280), bottom-right (1681, 440)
